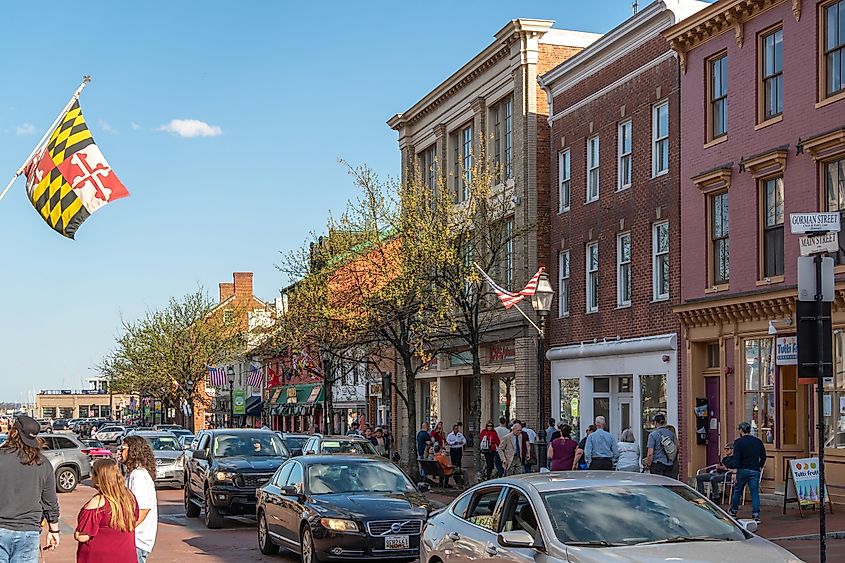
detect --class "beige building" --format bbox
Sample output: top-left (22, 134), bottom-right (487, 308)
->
top-left (36, 390), bottom-right (134, 419)
top-left (388, 20), bottom-right (599, 455)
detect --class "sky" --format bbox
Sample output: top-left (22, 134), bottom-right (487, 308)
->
top-left (0, 1), bottom-right (641, 402)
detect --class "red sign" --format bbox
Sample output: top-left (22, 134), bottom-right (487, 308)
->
top-left (490, 344), bottom-right (515, 362)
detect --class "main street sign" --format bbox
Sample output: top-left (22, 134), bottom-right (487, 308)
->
top-left (790, 212), bottom-right (841, 234)
top-left (799, 232), bottom-right (839, 256)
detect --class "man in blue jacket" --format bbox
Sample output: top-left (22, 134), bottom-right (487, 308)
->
top-left (729, 421), bottom-right (767, 523)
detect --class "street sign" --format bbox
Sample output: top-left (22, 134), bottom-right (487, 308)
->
top-left (790, 212), bottom-right (841, 234)
top-left (797, 256), bottom-right (834, 301)
top-left (799, 232), bottom-right (839, 256)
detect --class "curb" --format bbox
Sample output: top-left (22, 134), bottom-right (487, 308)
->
top-left (771, 530), bottom-right (845, 541)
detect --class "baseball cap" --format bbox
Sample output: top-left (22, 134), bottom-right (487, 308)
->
top-left (14, 415), bottom-right (41, 448)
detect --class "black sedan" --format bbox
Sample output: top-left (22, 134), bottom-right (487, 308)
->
top-left (256, 455), bottom-right (433, 561)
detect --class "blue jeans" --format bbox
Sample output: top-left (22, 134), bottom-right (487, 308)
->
top-left (730, 469), bottom-right (761, 516)
top-left (0, 529), bottom-right (41, 563)
top-left (137, 547), bottom-right (150, 562)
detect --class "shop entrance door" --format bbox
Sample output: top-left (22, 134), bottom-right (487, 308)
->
top-left (705, 376), bottom-right (721, 465)
top-left (592, 376), bottom-right (633, 438)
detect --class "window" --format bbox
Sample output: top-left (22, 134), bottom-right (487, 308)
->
top-left (616, 233), bottom-right (631, 307)
top-left (586, 242), bottom-right (599, 313)
top-left (558, 149), bottom-right (571, 212)
top-left (453, 124), bottom-right (473, 202)
top-left (825, 330), bottom-right (845, 448)
top-left (743, 338), bottom-right (776, 444)
top-left (587, 136), bottom-right (600, 202)
top-left (464, 488), bottom-right (504, 531)
top-left (824, 0), bottom-right (845, 97)
top-left (640, 374), bottom-right (667, 455)
top-left (497, 219), bottom-right (514, 290)
top-left (223, 308), bottom-right (234, 324)
top-left (708, 54), bottom-right (728, 140)
top-left (760, 27), bottom-right (783, 120)
top-left (761, 177), bottom-right (784, 277)
top-left (617, 121), bottom-right (632, 190)
top-left (285, 461), bottom-right (304, 494)
top-left (710, 192), bottom-right (730, 285)
top-left (558, 250), bottom-right (570, 317)
top-left (420, 145), bottom-right (437, 190)
top-left (824, 157), bottom-right (845, 264)
top-left (706, 343), bottom-right (720, 369)
top-left (501, 491), bottom-right (539, 540)
top-left (652, 221), bottom-right (669, 301)
top-left (558, 378), bottom-right (580, 439)
top-left (653, 102), bottom-right (669, 175)
top-left (490, 97), bottom-right (513, 183)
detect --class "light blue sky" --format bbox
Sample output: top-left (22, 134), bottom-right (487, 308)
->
top-left (0, 1), bottom-right (641, 401)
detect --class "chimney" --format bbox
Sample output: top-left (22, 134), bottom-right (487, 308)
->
top-left (233, 272), bottom-right (254, 300)
top-left (219, 282), bottom-right (234, 303)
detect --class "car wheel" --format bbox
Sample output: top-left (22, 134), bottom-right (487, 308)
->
top-left (258, 510), bottom-right (279, 555)
top-left (56, 467), bottom-right (78, 493)
top-left (204, 489), bottom-right (225, 529)
top-left (301, 525), bottom-right (317, 563)
top-left (184, 485), bottom-right (200, 518)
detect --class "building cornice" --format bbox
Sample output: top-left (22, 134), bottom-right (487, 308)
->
top-left (691, 164), bottom-right (733, 193)
top-left (802, 126), bottom-right (845, 161)
top-left (740, 145), bottom-right (788, 178)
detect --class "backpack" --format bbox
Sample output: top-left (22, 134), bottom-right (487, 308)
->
top-left (660, 431), bottom-right (678, 462)
top-left (480, 434), bottom-right (490, 452)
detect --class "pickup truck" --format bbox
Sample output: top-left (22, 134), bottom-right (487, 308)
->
top-left (183, 429), bottom-right (289, 528)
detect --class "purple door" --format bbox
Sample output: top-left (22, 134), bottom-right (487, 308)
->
top-left (705, 377), bottom-right (721, 466)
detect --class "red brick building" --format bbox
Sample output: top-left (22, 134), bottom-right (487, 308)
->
top-left (539, 1), bottom-right (706, 469)
top-left (666, 0), bottom-right (845, 499)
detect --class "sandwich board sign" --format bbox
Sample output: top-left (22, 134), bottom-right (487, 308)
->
top-left (784, 457), bottom-right (832, 516)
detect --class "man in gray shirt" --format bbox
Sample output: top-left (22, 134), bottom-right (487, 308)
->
top-left (645, 413), bottom-right (677, 477)
top-left (584, 416), bottom-right (618, 470)
top-left (0, 415), bottom-right (61, 561)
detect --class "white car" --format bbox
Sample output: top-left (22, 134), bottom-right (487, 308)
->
top-left (94, 425), bottom-right (126, 444)
top-left (422, 472), bottom-right (803, 563)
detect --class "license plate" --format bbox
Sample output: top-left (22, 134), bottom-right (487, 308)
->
top-left (384, 535), bottom-right (409, 550)
top-left (156, 470), bottom-right (165, 479)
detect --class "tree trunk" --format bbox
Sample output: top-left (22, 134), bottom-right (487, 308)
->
top-left (402, 354), bottom-right (420, 480)
top-left (471, 349), bottom-right (484, 483)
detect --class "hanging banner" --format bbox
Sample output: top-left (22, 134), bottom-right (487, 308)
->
top-left (775, 336), bottom-right (797, 365)
top-left (233, 389), bottom-right (246, 415)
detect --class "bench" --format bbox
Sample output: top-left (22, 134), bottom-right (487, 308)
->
top-left (419, 459), bottom-right (465, 488)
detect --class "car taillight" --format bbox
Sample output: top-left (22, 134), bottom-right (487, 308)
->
top-left (80, 449), bottom-right (90, 455)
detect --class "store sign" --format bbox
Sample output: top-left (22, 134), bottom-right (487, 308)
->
top-left (233, 389), bottom-right (246, 415)
top-left (775, 336), bottom-right (798, 365)
top-left (787, 458), bottom-right (829, 507)
top-left (489, 344), bottom-right (515, 362)
top-left (369, 383), bottom-right (383, 396)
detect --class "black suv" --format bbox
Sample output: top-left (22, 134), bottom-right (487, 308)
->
top-left (184, 429), bottom-right (290, 528)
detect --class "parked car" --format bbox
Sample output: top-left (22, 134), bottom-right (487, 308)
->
top-left (178, 434), bottom-right (195, 449)
top-left (134, 431), bottom-right (186, 488)
top-left (93, 425), bottom-right (126, 444)
top-left (301, 434), bottom-right (379, 456)
top-left (36, 419), bottom-right (52, 433)
top-left (422, 472), bottom-right (802, 563)
top-left (51, 419), bottom-right (71, 432)
top-left (154, 424), bottom-right (183, 432)
top-left (184, 429), bottom-right (290, 528)
top-left (40, 433), bottom-right (92, 493)
top-left (256, 454), bottom-right (432, 559)
top-left (79, 439), bottom-right (113, 460)
top-left (277, 433), bottom-right (310, 456)
top-left (169, 428), bottom-right (193, 440)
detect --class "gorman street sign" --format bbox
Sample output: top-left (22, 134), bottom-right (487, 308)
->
top-left (799, 232), bottom-right (839, 256)
top-left (790, 212), bottom-right (841, 234)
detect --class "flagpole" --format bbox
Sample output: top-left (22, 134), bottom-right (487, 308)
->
top-left (0, 75), bottom-right (92, 204)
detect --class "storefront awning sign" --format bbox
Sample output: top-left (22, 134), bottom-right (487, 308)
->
top-left (306, 386), bottom-right (321, 404)
top-left (776, 336), bottom-right (797, 366)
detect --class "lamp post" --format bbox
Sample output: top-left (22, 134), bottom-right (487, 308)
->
top-left (530, 271), bottom-right (554, 470)
top-left (186, 379), bottom-right (195, 433)
top-left (227, 366), bottom-right (235, 428)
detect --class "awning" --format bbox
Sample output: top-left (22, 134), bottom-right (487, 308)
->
top-left (269, 384), bottom-right (324, 414)
top-left (245, 396), bottom-right (264, 417)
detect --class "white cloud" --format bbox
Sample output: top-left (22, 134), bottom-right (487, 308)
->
top-left (99, 119), bottom-right (116, 134)
top-left (16, 123), bottom-right (35, 135)
top-left (131, 122), bottom-right (141, 130)
top-left (157, 119), bottom-right (222, 138)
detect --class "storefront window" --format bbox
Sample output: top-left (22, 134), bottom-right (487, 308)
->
top-left (559, 379), bottom-right (580, 440)
top-left (743, 338), bottom-right (776, 444)
top-left (498, 377), bottom-right (516, 422)
top-left (824, 331), bottom-right (845, 448)
top-left (640, 374), bottom-right (667, 455)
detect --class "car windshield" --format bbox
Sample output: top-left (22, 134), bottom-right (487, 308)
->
top-left (541, 485), bottom-right (746, 546)
top-left (283, 436), bottom-right (309, 450)
top-left (320, 440), bottom-right (377, 455)
top-left (213, 433), bottom-right (288, 457)
top-left (307, 461), bottom-right (415, 494)
top-left (144, 436), bottom-right (181, 451)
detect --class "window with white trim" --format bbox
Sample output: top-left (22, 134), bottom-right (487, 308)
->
top-left (617, 121), bottom-right (632, 190)
top-left (587, 136), bottom-right (600, 202)
top-left (491, 97), bottom-right (513, 184)
top-left (558, 250), bottom-right (570, 317)
top-left (452, 124), bottom-right (473, 203)
top-left (617, 233), bottom-right (632, 307)
top-left (586, 242), bottom-right (599, 313)
top-left (558, 149), bottom-right (571, 213)
top-left (652, 221), bottom-right (669, 301)
top-left (653, 102), bottom-right (669, 176)
top-left (420, 145), bottom-right (437, 191)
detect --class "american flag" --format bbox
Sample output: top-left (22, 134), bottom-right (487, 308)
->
top-left (247, 366), bottom-right (264, 388)
top-left (475, 264), bottom-right (545, 309)
top-left (207, 366), bottom-right (227, 387)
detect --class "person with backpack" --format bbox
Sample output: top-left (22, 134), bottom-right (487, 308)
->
top-left (479, 421), bottom-right (502, 479)
top-left (644, 413), bottom-right (677, 478)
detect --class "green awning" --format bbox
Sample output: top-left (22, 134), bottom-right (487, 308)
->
top-left (270, 384), bottom-right (324, 407)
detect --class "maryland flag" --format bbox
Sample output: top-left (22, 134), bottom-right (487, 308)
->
top-left (22, 100), bottom-right (128, 238)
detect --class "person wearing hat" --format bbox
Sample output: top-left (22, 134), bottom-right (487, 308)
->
top-left (695, 443), bottom-right (737, 500)
top-left (0, 415), bottom-right (61, 561)
top-left (729, 421), bottom-right (766, 523)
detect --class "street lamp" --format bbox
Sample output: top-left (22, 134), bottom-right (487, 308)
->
top-left (227, 366), bottom-right (235, 428)
top-left (186, 379), bottom-right (195, 433)
top-left (530, 271), bottom-right (554, 470)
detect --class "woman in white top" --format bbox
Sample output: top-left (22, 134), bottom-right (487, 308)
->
top-left (616, 428), bottom-right (641, 472)
top-left (120, 435), bottom-right (158, 563)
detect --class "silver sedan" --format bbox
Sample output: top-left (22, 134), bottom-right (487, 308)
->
top-left (421, 472), bottom-right (803, 563)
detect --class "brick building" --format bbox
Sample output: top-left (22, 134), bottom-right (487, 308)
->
top-left (539, 0), bottom-right (706, 469)
top-left (387, 19), bottom-right (599, 457)
top-left (665, 0), bottom-right (845, 499)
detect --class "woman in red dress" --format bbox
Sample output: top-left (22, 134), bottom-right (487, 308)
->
top-left (75, 458), bottom-right (139, 563)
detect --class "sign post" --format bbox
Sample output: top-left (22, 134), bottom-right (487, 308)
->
top-left (792, 213), bottom-right (839, 563)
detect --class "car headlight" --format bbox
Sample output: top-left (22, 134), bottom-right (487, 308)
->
top-left (175, 456), bottom-right (184, 469)
top-left (320, 518), bottom-right (359, 532)
top-left (214, 471), bottom-right (238, 482)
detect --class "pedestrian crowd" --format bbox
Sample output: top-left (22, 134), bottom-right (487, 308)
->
top-left (0, 415), bottom-right (159, 562)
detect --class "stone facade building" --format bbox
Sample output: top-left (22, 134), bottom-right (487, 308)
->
top-left (388, 20), bottom-right (599, 457)
top-left (540, 0), bottom-right (706, 475)
top-left (666, 0), bottom-right (845, 499)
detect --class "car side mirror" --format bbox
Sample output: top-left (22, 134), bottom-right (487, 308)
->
top-left (291, 448), bottom-right (303, 457)
top-left (738, 519), bottom-right (758, 533)
top-left (305, 450), bottom-right (316, 455)
top-left (417, 482), bottom-right (431, 493)
top-left (280, 485), bottom-right (300, 497)
top-left (497, 530), bottom-right (535, 548)
top-left (192, 449), bottom-right (208, 461)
